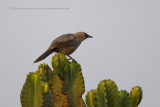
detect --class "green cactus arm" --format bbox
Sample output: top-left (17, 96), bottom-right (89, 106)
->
top-left (96, 80), bottom-right (120, 107)
top-left (43, 91), bottom-right (53, 107)
top-left (77, 98), bottom-right (86, 107)
top-left (51, 74), bottom-right (64, 96)
top-left (38, 64), bottom-right (54, 107)
top-left (130, 86), bottom-right (143, 107)
top-left (119, 90), bottom-right (130, 107)
top-left (51, 74), bottom-right (68, 107)
top-left (20, 72), bottom-right (43, 107)
top-left (96, 81), bottom-right (108, 107)
top-left (86, 90), bottom-right (97, 107)
top-left (52, 53), bottom-right (69, 80)
top-left (41, 82), bottom-right (53, 107)
top-left (105, 79), bottom-right (120, 107)
top-left (38, 63), bottom-right (52, 82)
top-left (63, 62), bottom-right (85, 107)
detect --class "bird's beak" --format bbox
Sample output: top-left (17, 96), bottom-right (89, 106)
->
top-left (88, 35), bottom-right (93, 38)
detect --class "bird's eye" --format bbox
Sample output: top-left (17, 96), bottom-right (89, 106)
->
top-left (85, 34), bottom-right (88, 38)
top-left (80, 35), bottom-right (84, 38)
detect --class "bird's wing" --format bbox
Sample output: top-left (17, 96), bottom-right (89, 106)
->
top-left (50, 34), bottom-right (78, 49)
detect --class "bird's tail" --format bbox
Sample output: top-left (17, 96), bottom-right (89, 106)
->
top-left (33, 49), bottom-right (54, 63)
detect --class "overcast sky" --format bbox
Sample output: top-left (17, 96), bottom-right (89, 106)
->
top-left (0, 0), bottom-right (160, 106)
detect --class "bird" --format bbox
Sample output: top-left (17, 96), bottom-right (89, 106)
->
top-left (33, 32), bottom-right (93, 63)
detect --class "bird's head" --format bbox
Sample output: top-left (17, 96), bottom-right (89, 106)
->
top-left (75, 32), bottom-right (93, 42)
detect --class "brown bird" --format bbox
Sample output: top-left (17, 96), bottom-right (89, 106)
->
top-left (34, 32), bottom-right (92, 63)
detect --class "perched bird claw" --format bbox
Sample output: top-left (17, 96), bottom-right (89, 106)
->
top-left (67, 56), bottom-right (77, 62)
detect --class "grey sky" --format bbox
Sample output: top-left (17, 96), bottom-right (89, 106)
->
top-left (0, 0), bottom-right (160, 106)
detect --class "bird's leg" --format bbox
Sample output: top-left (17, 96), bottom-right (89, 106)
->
top-left (67, 55), bottom-right (77, 62)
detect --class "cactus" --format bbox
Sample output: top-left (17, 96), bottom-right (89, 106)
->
top-left (20, 72), bottom-right (43, 107)
top-left (85, 80), bottom-right (143, 107)
top-left (130, 86), bottom-right (143, 107)
top-left (86, 90), bottom-right (97, 107)
top-left (20, 53), bottom-right (143, 107)
top-left (63, 62), bottom-right (85, 107)
top-left (20, 53), bottom-right (85, 107)
top-left (119, 90), bottom-right (130, 107)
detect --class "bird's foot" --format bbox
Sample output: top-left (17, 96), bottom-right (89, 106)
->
top-left (67, 56), bottom-right (77, 62)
